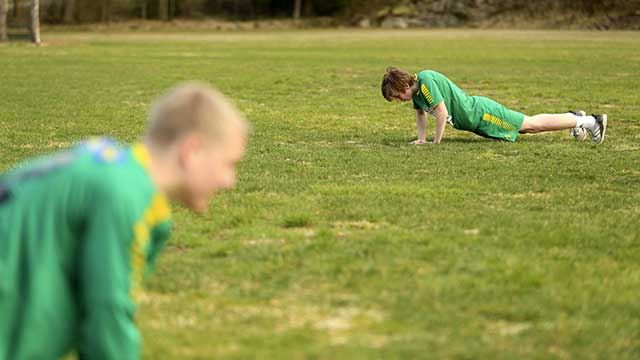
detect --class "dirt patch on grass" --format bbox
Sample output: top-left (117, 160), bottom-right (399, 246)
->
top-left (487, 320), bottom-right (532, 336)
top-left (332, 220), bottom-right (386, 230)
top-left (244, 237), bottom-right (287, 246)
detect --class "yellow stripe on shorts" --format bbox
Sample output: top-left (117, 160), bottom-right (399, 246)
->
top-left (482, 113), bottom-right (516, 131)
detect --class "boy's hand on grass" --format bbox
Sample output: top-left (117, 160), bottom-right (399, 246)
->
top-left (410, 139), bottom-right (428, 145)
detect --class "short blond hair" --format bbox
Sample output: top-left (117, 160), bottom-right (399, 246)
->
top-left (145, 83), bottom-right (248, 148)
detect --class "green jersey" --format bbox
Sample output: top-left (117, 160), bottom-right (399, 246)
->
top-left (412, 70), bottom-right (480, 130)
top-left (0, 138), bottom-right (172, 359)
top-left (412, 70), bottom-right (525, 142)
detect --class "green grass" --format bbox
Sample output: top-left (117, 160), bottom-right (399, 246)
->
top-left (2, 29), bottom-right (640, 359)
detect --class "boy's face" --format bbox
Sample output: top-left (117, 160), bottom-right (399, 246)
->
top-left (178, 131), bottom-right (247, 213)
top-left (394, 85), bottom-right (414, 102)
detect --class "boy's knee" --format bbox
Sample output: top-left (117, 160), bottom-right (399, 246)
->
top-left (520, 117), bottom-right (539, 133)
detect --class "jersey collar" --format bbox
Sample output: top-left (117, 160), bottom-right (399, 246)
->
top-left (131, 143), bottom-right (172, 218)
top-left (132, 143), bottom-right (151, 170)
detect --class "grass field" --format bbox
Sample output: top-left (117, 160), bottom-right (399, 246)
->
top-left (1, 30), bottom-right (639, 359)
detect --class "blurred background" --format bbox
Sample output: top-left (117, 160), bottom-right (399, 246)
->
top-left (3, 0), bottom-right (640, 30)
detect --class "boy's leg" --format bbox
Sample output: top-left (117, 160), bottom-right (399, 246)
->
top-left (521, 112), bottom-right (607, 143)
top-left (520, 113), bottom-right (578, 133)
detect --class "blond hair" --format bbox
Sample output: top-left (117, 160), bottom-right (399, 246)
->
top-left (381, 67), bottom-right (416, 101)
top-left (145, 83), bottom-right (248, 148)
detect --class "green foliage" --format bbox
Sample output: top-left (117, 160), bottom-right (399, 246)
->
top-left (15, 0), bottom-right (640, 23)
top-left (1, 30), bottom-right (639, 359)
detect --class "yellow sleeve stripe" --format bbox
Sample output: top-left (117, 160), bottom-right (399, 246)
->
top-left (421, 84), bottom-right (434, 104)
top-left (129, 193), bottom-right (171, 303)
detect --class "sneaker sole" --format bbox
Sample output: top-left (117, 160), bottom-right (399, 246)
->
top-left (597, 114), bottom-right (607, 144)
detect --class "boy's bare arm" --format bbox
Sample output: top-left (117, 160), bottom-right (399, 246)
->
top-left (412, 109), bottom-right (428, 144)
top-left (431, 102), bottom-right (449, 144)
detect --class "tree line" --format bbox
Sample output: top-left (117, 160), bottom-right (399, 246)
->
top-left (0, 0), bottom-right (343, 24)
top-left (3, 0), bottom-right (636, 24)
top-left (1, 0), bottom-right (638, 43)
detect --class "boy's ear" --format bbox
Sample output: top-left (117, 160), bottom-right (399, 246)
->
top-left (177, 133), bottom-right (203, 168)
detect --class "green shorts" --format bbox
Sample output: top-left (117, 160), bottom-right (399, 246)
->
top-left (471, 97), bottom-right (525, 142)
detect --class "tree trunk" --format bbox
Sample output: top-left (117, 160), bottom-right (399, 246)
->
top-left (63, 0), bottom-right (75, 23)
top-left (12, 0), bottom-right (17, 18)
top-left (293, 0), bottom-right (301, 20)
top-left (158, 0), bottom-right (168, 21)
top-left (182, 0), bottom-right (192, 17)
top-left (303, 0), bottom-right (312, 17)
top-left (30, 0), bottom-right (40, 44)
top-left (101, 0), bottom-right (111, 23)
top-left (0, 0), bottom-right (7, 42)
top-left (141, 0), bottom-right (147, 19)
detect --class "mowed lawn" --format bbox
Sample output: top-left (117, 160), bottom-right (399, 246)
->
top-left (1, 29), bottom-right (639, 359)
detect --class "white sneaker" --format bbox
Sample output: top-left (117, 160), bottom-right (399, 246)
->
top-left (569, 110), bottom-right (589, 141)
top-left (588, 114), bottom-right (607, 144)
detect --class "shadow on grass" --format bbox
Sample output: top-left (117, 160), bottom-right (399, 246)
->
top-left (381, 137), bottom-right (489, 146)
